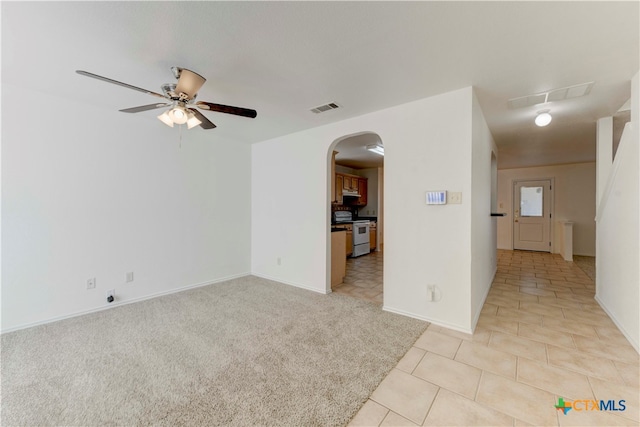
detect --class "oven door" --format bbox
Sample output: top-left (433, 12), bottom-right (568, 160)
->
top-left (353, 221), bottom-right (370, 246)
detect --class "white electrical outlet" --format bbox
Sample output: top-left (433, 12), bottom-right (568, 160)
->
top-left (87, 278), bottom-right (96, 290)
top-left (427, 285), bottom-right (435, 302)
top-left (277, 257), bottom-right (281, 266)
top-left (126, 272), bottom-right (134, 283)
top-left (427, 285), bottom-right (441, 302)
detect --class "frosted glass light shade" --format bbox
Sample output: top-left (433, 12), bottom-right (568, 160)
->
top-left (535, 112), bottom-right (552, 127)
top-left (157, 111), bottom-right (174, 127)
top-left (170, 107), bottom-right (188, 124)
top-left (186, 112), bottom-right (202, 129)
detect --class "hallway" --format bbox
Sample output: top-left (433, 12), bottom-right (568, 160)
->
top-left (350, 250), bottom-right (639, 426)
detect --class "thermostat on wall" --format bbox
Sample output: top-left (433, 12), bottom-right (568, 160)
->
top-left (426, 191), bottom-right (447, 205)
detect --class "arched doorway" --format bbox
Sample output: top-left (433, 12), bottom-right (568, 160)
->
top-left (326, 132), bottom-right (384, 304)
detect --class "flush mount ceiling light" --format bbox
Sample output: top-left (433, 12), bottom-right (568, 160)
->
top-left (535, 111), bottom-right (552, 127)
top-left (366, 144), bottom-right (384, 156)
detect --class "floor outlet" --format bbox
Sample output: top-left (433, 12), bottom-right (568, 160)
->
top-left (87, 278), bottom-right (96, 290)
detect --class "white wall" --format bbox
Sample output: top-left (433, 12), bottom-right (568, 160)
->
top-left (2, 85), bottom-right (252, 332)
top-left (470, 91), bottom-right (498, 327)
top-left (497, 162), bottom-right (596, 256)
top-left (252, 87), bottom-right (495, 332)
top-left (595, 71), bottom-right (639, 352)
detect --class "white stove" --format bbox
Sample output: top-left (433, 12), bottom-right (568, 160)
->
top-left (333, 211), bottom-right (370, 257)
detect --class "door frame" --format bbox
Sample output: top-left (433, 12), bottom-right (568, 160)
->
top-left (512, 178), bottom-right (555, 253)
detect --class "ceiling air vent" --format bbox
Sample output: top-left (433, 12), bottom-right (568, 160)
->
top-left (310, 102), bottom-right (340, 114)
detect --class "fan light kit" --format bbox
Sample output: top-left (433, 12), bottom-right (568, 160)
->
top-left (157, 102), bottom-right (202, 129)
top-left (76, 67), bottom-right (257, 130)
top-left (366, 144), bottom-right (384, 156)
top-left (535, 111), bottom-right (552, 127)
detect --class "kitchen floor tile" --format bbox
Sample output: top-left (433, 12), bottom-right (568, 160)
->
top-left (547, 345), bottom-right (624, 383)
top-left (413, 352), bottom-right (482, 400)
top-left (380, 411), bottom-right (418, 426)
top-left (395, 346), bottom-right (426, 373)
top-left (542, 315), bottom-right (599, 338)
top-left (454, 340), bottom-right (517, 379)
top-left (476, 315), bottom-right (519, 335)
top-left (348, 399), bottom-right (389, 426)
top-left (517, 357), bottom-right (594, 400)
top-left (423, 388), bottom-right (514, 426)
top-left (488, 330), bottom-right (547, 362)
top-left (613, 360), bottom-right (640, 388)
top-left (495, 306), bottom-right (543, 326)
top-left (572, 334), bottom-right (639, 364)
top-left (413, 330), bottom-right (462, 359)
top-left (517, 322), bottom-right (576, 349)
top-left (476, 372), bottom-right (558, 426)
top-left (369, 369), bottom-right (438, 425)
top-left (588, 376), bottom-right (639, 423)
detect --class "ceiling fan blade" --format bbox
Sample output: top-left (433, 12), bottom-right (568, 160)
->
top-left (174, 68), bottom-right (206, 100)
top-left (119, 103), bottom-right (171, 113)
top-left (187, 108), bottom-right (216, 129)
top-left (196, 101), bottom-right (257, 118)
top-left (76, 70), bottom-right (166, 99)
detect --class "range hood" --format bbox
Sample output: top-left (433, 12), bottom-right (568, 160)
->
top-left (342, 189), bottom-right (361, 197)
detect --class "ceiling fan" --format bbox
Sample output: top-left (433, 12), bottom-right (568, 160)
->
top-left (76, 67), bottom-right (257, 129)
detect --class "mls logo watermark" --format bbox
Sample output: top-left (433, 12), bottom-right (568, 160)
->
top-left (555, 397), bottom-right (626, 415)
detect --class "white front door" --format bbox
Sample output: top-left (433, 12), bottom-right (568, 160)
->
top-left (513, 180), bottom-right (552, 252)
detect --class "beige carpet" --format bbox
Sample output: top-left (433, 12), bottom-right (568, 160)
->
top-left (1, 276), bottom-right (427, 426)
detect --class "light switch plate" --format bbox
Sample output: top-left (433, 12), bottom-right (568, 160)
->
top-left (449, 192), bottom-right (462, 204)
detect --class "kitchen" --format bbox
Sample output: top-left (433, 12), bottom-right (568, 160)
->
top-left (329, 133), bottom-right (384, 304)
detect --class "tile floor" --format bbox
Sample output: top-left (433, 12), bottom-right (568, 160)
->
top-left (333, 250), bottom-right (383, 304)
top-left (348, 250), bottom-right (639, 426)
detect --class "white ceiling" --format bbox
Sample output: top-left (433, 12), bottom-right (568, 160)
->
top-left (2, 2), bottom-right (638, 169)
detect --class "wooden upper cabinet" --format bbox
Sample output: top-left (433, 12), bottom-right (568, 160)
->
top-left (334, 172), bottom-right (367, 206)
top-left (335, 174), bottom-right (344, 204)
top-left (342, 176), bottom-right (353, 191)
top-left (357, 178), bottom-right (368, 206)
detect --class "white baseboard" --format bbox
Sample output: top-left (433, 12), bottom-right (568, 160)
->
top-left (382, 305), bottom-right (473, 334)
top-left (1, 272), bottom-right (251, 335)
top-left (250, 273), bottom-right (329, 295)
top-left (471, 266), bottom-right (497, 331)
top-left (595, 295), bottom-right (640, 354)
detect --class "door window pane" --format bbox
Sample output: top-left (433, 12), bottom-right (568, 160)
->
top-left (520, 186), bottom-right (543, 216)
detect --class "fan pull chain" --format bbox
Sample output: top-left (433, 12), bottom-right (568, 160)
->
top-left (179, 124), bottom-right (183, 148)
